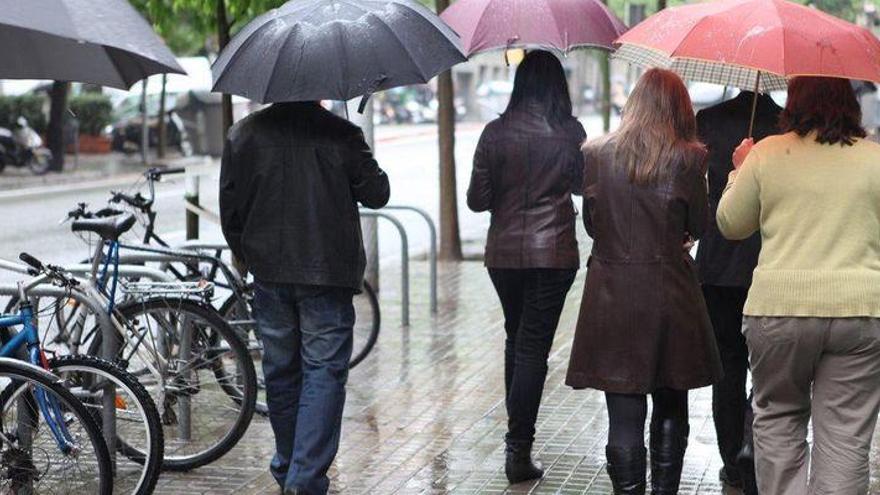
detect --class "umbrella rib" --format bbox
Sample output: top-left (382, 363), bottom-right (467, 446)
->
top-left (366, 6), bottom-right (431, 80)
top-left (261, 23), bottom-right (302, 102)
top-left (103, 46), bottom-right (141, 89)
top-left (463, 0), bottom-right (501, 55)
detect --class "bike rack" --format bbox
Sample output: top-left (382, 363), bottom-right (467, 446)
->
top-left (0, 260), bottom-right (119, 463)
top-left (380, 205), bottom-right (438, 315)
top-left (359, 210), bottom-right (410, 326)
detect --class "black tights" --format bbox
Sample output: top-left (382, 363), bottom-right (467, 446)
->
top-left (605, 388), bottom-right (689, 447)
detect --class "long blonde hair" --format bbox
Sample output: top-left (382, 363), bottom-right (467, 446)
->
top-left (612, 68), bottom-right (701, 184)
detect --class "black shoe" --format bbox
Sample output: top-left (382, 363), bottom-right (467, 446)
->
top-left (505, 440), bottom-right (544, 484)
top-left (719, 466), bottom-right (743, 489)
top-left (606, 445), bottom-right (647, 494)
top-left (649, 421), bottom-right (689, 494)
top-left (736, 442), bottom-right (758, 495)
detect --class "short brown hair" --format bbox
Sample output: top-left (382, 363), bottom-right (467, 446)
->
top-left (780, 77), bottom-right (866, 146)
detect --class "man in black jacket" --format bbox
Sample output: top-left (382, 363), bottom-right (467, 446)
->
top-left (696, 91), bottom-right (781, 495)
top-left (220, 101), bottom-right (389, 495)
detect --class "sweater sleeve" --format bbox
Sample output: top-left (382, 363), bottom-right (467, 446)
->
top-left (717, 149), bottom-right (761, 240)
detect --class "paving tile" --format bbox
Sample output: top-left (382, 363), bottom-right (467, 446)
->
top-left (155, 234), bottom-right (880, 494)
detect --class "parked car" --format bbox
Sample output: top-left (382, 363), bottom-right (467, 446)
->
top-left (109, 93), bottom-right (192, 155)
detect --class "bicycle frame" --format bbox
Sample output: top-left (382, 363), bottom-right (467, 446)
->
top-left (0, 294), bottom-right (78, 454)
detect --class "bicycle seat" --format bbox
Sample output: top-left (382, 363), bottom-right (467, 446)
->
top-left (71, 212), bottom-right (136, 240)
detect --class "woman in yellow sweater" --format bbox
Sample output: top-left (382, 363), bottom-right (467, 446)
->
top-left (717, 76), bottom-right (880, 495)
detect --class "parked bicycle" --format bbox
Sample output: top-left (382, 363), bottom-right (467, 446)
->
top-left (23, 212), bottom-right (258, 472)
top-left (0, 278), bottom-right (113, 493)
top-left (105, 168), bottom-right (381, 416)
top-left (0, 254), bottom-right (164, 494)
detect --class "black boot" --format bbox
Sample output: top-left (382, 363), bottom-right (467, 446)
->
top-left (606, 446), bottom-right (647, 494)
top-left (649, 421), bottom-right (689, 494)
top-left (736, 435), bottom-right (758, 495)
top-left (505, 440), bottom-right (543, 484)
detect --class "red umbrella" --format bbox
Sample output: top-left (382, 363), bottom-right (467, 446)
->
top-left (441, 0), bottom-right (627, 57)
top-left (615, 0), bottom-right (880, 133)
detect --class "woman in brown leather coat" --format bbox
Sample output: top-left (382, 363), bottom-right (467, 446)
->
top-left (467, 50), bottom-right (586, 485)
top-left (566, 69), bottom-right (722, 494)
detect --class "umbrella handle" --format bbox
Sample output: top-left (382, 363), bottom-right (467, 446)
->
top-left (748, 71), bottom-right (762, 138)
top-left (504, 37), bottom-right (520, 67)
top-left (357, 75), bottom-right (389, 114)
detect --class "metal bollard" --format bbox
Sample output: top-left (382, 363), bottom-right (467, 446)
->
top-left (185, 173), bottom-right (200, 240)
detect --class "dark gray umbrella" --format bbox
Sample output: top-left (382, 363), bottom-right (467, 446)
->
top-left (212, 0), bottom-right (466, 106)
top-left (0, 0), bottom-right (185, 89)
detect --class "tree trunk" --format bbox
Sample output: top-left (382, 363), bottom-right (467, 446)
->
top-left (158, 74), bottom-right (167, 159)
top-left (658, 0), bottom-right (667, 10)
top-left (600, 53), bottom-right (611, 133)
top-left (46, 81), bottom-right (70, 172)
top-left (436, 0), bottom-right (463, 261)
top-left (600, 0), bottom-right (612, 133)
top-left (217, 0), bottom-right (234, 136)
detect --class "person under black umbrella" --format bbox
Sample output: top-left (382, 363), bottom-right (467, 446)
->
top-left (696, 90), bottom-right (782, 495)
top-left (215, 1), bottom-right (464, 493)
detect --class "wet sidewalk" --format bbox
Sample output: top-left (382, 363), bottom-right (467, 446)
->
top-left (153, 246), bottom-right (730, 495)
top-left (156, 241), bottom-right (880, 494)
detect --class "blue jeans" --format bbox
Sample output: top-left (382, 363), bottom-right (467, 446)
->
top-left (253, 280), bottom-right (355, 495)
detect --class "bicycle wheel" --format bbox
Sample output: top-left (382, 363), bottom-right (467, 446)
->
top-left (0, 358), bottom-right (112, 494)
top-left (219, 280), bottom-right (380, 416)
top-left (49, 355), bottom-right (164, 495)
top-left (350, 280), bottom-right (381, 368)
top-left (89, 297), bottom-right (257, 471)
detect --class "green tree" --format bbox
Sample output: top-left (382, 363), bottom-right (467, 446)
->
top-left (137, 0), bottom-right (287, 136)
top-left (435, 0), bottom-right (462, 261)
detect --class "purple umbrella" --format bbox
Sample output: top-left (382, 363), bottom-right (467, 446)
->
top-left (441, 0), bottom-right (627, 57)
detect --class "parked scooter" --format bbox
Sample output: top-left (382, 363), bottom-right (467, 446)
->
top-left (0, 116), bottom-right (53, 175)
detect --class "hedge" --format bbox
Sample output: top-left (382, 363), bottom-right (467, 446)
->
top-left (69, 93), bottom-right (113, 136)
top-left (0, 93), bottom-right (47, 134)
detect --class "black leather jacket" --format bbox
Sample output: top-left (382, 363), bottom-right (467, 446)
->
top-left (220, 102), bottom-right (389, 289)
top-left (467, 105), bottom-right (586, 269)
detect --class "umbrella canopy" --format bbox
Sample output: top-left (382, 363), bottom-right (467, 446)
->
top-left (0, 0), bottom-right (185, 89)
top-left (441, 0), bottom-right (627, 56)
top-left (614, 0), bottom-right (880, 92)
top-left (212, 0), bottom-right (467, 104)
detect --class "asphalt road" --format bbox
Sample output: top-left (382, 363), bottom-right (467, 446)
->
top-left (0, 114), bottom-right (613, 285)
top-left (0, 126), bottom-right (487, 284)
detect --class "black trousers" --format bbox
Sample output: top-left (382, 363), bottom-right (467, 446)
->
top-left (703, 285), bottom-right (751, 471)
top-left (488, 268), bottom-right (576, 444)
top-left (605, 388), bottom-right (689, 447)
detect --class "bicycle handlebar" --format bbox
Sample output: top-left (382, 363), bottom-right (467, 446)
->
top-left (145, 166), bottom-right (186, 182)
top-left (19, 252), bottom-right (79, 288)
top-left (19, 253), bottom-right (42, 271)
top-left (110, 191), bottom-right (150, 210)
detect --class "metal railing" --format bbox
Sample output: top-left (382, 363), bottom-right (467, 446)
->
top-left (180, 169), bottom-right (438, 326)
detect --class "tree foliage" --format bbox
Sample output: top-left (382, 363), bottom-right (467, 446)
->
top-left (133, 0), bottom-right (287, 51)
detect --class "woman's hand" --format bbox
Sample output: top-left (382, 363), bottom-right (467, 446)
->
top-left (683, 233), bottom-right (696, 252)
top-left (732, 138), bottom-right (755, 169)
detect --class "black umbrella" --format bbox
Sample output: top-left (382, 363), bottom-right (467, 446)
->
top-left (0, 0), bottom-right (185, 89)
top-left (212, 0), bottom-right (466, 107)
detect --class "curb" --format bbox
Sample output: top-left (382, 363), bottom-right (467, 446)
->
top-left (0, 173), bottom-right (147, 202)
top-left (0, 156), bottom-right (212, 202)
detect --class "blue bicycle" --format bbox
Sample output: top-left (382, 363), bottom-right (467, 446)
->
top-left (0, 255), bottom-right (112, 494)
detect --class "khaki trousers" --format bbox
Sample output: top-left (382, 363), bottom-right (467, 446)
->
top-left (743, 317), bottom-right (880, 495)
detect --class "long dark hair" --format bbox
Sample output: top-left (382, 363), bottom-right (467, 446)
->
top-left (780, 77), bottom-right (866, 146)
top-left (503, 50), bottom-right (573, 127)
top-left (612, 68), bottom-right (702, 184)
